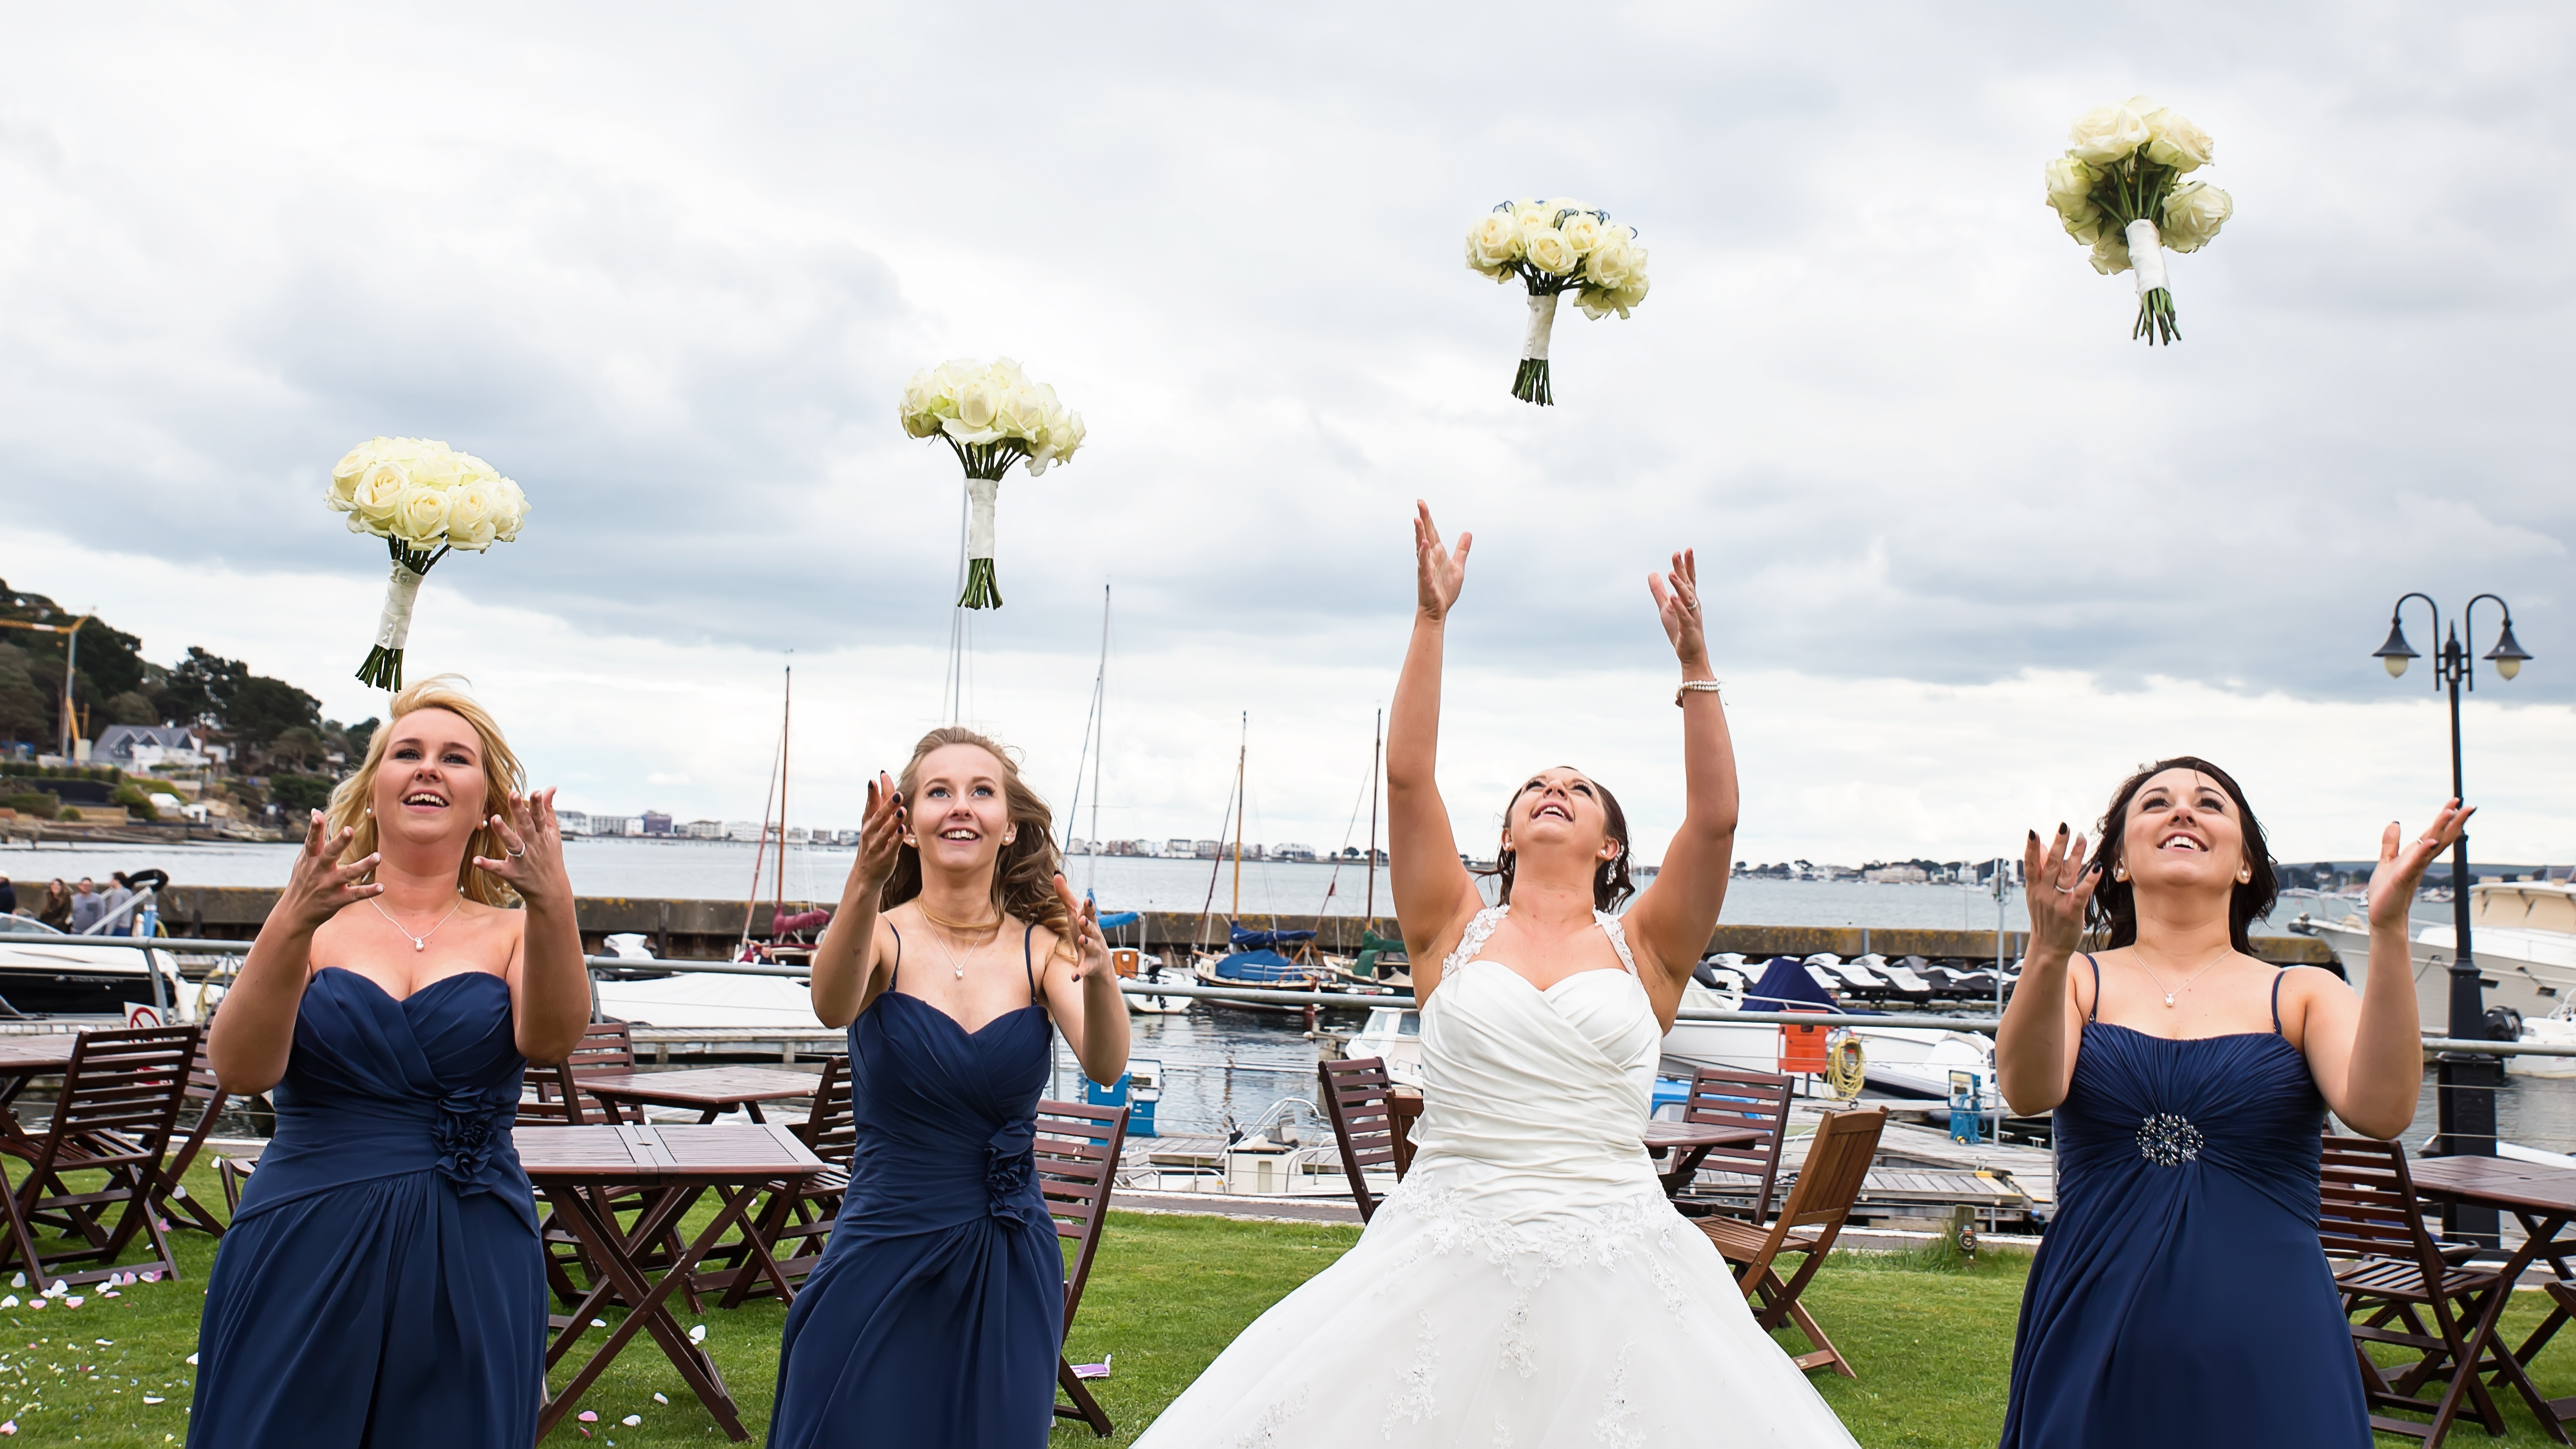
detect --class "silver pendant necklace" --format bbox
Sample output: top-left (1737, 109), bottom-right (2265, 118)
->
top-left (372, 895), bottom-right (464, 953)
top-left (2129, 949), bottom-right (2227, 1008)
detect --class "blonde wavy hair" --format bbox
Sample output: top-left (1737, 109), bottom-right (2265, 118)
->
top-left (324, 675), bottom-right (526, 906)
top-left (881, 727), bottom-right (1073, 957)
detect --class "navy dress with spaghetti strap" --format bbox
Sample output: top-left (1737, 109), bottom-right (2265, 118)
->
top-left (2000, 957), bottom-right (2370, 1447)
top-left (189, 967), bottom-right (545, 1447)
top-left (768, 924), bottom-right (1062, 1449)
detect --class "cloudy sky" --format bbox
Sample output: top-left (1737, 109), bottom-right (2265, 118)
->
top-left (3, 1), bottom-right (2571, 870)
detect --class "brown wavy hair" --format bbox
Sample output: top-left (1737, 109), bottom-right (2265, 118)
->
top-left (880, 727), bottom-right (1073, 956)
top-left (2082, 756), bottom-right (2279, 956)
top-left (1479, 767), bottom-right (1637, 913)
top-left (324, 675), bottom-right (526, 907)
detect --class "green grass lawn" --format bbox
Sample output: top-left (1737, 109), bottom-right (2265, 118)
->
top-left (13, 1170), bottom-right (2576, 1446)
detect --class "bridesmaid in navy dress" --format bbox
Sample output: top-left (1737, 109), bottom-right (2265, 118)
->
top-left (192, 677), bottom-right (592, 1447)
top-left (770, 726), bottom-right (1129, 1449)
top-left (1996, 756), bottom-right (2471, 1448)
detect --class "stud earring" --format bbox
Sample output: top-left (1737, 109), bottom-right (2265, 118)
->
top-left (903, 836), bottom-right (917, 847)
top-left (2112, 863), bottom-right (2128, 882)
top-left (2237, 867), bottom-right (2253, 884)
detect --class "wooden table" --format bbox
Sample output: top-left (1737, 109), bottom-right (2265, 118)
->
top-left (1645, 1120), bottom-right (1764, 1198)
top-left (518, 1123), bottom-right (825, 1442)
top-left (575, 1066), bottom-right (821, 1125)
top-left (2408, 1155), bottom-right (2576, 1443)
top-left (0, 1035), bottom-right (82, 1150)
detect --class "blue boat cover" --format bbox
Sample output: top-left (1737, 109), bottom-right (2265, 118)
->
top-left (1747, 956), bottom-right (1836, 1010)
top-left (1229, 922), bottom-right (1316, 951)
top-left (1095, 911), bottom-right (1140, 929)
top-left (1211, 949), bottom-right (1308, 984)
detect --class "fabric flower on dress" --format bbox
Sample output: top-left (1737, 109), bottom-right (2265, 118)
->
top-left (432, 1083), bottom-right (517, 1190)
top-left (984, 1120), bottom-right (1039, 1226)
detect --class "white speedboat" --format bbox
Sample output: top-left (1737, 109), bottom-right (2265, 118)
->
top-left (1656, 960), bottom-right (2000, 1110)
top-left (2295, 879), bottom-right (2576, 1029)
top-left (588, 934), bottom-right (827, 1030)
top-left (1127, 956), bottom-right (1193, 1015)
top-left (1334, 1004), bottom-right (1424, 1086)
top-left (0, 914), bottom-right (192, 1019)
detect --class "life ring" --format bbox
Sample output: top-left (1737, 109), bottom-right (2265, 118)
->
top-left (1825, 1033), bottom-right (1868, 1100)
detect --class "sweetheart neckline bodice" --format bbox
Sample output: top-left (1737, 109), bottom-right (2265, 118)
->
top-left (311, 964), bottom-right (508, 1008)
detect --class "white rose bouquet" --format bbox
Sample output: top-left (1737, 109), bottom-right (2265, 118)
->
top-left (324, 436), bottom-right (531, 690)
top-left (2044, 97), bottom-right (2232, 345)
top-left (900, 358), bottom-right (1085, 609)
top-left (1464, 198), bottom-right (1650, 406)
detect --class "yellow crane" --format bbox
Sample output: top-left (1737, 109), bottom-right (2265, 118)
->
top-left (0, 612), bottom-right (96, 759)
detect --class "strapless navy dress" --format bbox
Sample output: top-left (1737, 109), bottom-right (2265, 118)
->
top-left (768, 925), bottom-right (1061, 1449)
top-left (190, 967), bottom-right (545, 1448)
top-left (2001, 959), bottom-right (2370, 1447)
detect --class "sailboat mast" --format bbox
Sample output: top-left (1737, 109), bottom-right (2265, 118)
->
top-left (1230, 712), bottom-right (1246, 917)
top-left (1365, 707), bottom-right (1382, 923)
top-left (1088, 586), bottom-right (1108, 897)
top-left (774, 663), bottom-right (791, 920)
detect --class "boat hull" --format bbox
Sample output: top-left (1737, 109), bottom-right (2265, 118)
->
top-left (2301, 914), bottom-right (2576, 1028)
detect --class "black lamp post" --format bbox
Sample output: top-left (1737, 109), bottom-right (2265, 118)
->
top-left (2373, 591), bottom-right (2532, 1243)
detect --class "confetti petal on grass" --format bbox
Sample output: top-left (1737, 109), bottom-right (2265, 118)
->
top-left (622, 1415), bottom-right (642, 1426)
top-left (652, 1393), bottom-right (668, 1405)
top-left (7, 1274), bottom-right (20, 1288)
top-left (139, 1272), bottom-right (158, 1283)
top-left (0, 1298), bottom-right (14, 1310)
top-left (589, 1318), bottom-right (606, 1328)
top-left (578, 1411), bottom-right (598, 1422)
top-left (143, 1395), bottom-right (163, 1404)
top-left (1, 1418), bottom-right (14, 1434)
top-left (61, 1299), bottom-right (80, 1309)
top-left (184, 1353), bottom-right (197, 1366)
top-left (687, 1324), bottom-right (706, 1344)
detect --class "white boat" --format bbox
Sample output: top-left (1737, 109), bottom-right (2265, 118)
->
top-left (1656, 967), bottom-right (2001, 1111)
top-left (589, 933), bottom-right (827, 1030)
top-left (0, 914), bottom-right (193, 1019)
top-left (2510, 1000), bottom-right (2576, 1080)
top-left (2296, 879), bottom-right (2576, 1030)
top-left (1127, 955), bottom-right (1193, 1015)
top-left (1336, 1004), bottom-right (1424, 1086)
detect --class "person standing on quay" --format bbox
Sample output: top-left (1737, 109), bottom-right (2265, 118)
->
top-left (68, 875), bottom-right (102, 933)
top-left (0, 874), bottom-right (16, 915)
top-left (770, 727), bottom-right (1127, 1449)
top-left (191, 676), bottom-right (590, 1447)
top-left (1996, 759), bottom-right (2468, 1448)
top-left (36, 878), bottom-right (70, 929)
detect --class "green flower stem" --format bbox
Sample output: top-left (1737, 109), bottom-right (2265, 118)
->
top-left (1511, 358), bottom-right (1554, 406)
top-left (353, 534), bottom-right (450, 691)
top-left (2132, 287), bottom-right (2180, 346)
top-left (958, 557), bottom-right (1003, 610)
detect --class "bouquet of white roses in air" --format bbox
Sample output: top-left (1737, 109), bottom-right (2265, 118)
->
top-left (325, 437), bottom-right (530, 690)
top-left (900, 358), bottom-right (1085, 610)
top-left (1464, 198), bottom-right (1650, 405)
top-left (2044, 97), bottom-right (2233, 345)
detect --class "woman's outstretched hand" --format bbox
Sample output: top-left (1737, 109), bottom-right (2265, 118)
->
top-left (474, 788), bottom-right (572, 908)
top-left (1646, 548), bottom-right (1708, 667)
top-left (1051, 873), bottom-right (1114, 982)
top-left (1414, 501), bottom-right (1471, 622)
top-left (2368, 800), bottom-right (2474, 932)
top-left (851, 772), bottom-right (904, 896)
top-left (2023, 824), bottom-right (2099, 960)
top-left (278, 808), bottom-right (382, 935)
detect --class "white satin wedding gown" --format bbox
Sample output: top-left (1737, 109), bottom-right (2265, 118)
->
top-left (1134, 906), bottom-right (1860, 1448)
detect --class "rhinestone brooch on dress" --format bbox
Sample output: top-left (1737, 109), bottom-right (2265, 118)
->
top-left (2136, 1112), bottom-right (2204, 1167)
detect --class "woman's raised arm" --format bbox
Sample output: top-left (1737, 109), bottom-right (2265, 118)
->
top-left (210, 810), bottom-right (382, 1095)
top-left (811, 772), bottom-right (903, 1029)
top-left (1623, 549), bottom-right (1740, 997)
top-left (1389, 502), bottom-right (1484, 999)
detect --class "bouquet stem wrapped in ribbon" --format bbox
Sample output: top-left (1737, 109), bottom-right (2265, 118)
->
top-left (1465, 198), bottom-right (1649, 406)
top-left (325, 437), bottom-right (530, 691)
top-left (2045, 97), bottom-right (2233, 345)
top-left (901, 359), bottom-right (1085, 610)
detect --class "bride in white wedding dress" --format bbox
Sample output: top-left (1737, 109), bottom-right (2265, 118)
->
top-left (1134, 506), bottom-right (1858, 1448)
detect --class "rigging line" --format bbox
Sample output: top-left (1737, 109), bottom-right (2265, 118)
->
top-left (1087, 583), bottom-right (1109, 899)
top-left (1195, 766), bottom-right (1239, 951)
top-left (1316, 754), bottom-right (1372, 917)
top-left (737, 721), bottom-right (785, 955)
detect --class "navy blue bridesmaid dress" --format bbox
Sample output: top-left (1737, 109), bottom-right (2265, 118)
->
top-left (768, 924), bottom-right (1062, 1449)
top-left (2001, 957), bottom-right (2370, 1447)
top-left (190, 967), bottom-right (546, 1448)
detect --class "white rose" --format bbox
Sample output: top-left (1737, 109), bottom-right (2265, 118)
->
top-left (350, 459), bottom-right (410, 525)
top-left (994, 382), bottom-right (1050, 444)
top-left (389, 481), bottom-right (454, 545)
top-left (1464, 212), bottom-right (1521, 276)
top-left (406, 443), bottom-right (466, 493)
top-left (2066, 102), bottom-right (2150, 166)
top-left (1557, 212), bottom-right (1606, 256)
top-left (445, 478), bottom-right (500, 551)
top-left (943, 371), bottom-right (1008, 446)
top-left (2088, 228), bottom-right (2132, 275)
top-left (1523, 227), bottom-right (1577, 277)
top-left (328, 438), bottom-right (388, 512)
top-left (2044, 157), bottom-right (2106, 242)
top-left (492, 478), bottom-right (529, 542)
top-left (1582, 230), bottom-right (1634, 289)
top-left (2158, 180), bottom-right (2233, 252)
top-left (2134, 97), bottom-right (2215, 174)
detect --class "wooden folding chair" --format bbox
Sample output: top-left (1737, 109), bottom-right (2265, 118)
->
top-left (704, 1054), bottom-right (857, 1308)
top-left (140, 1034), bottom-right (232, 1237)
top-left (1661, 1065), bottom-right (1794, 1215)
top-left (1038, 1098), bottom-right (1131, 1438)
top-left (1695, 1105), bottom-right (1887, 1377)
top-left (518, 1020), bottom-right (642, 1125)
top-left (0, 1025), bottom-right (202, 1288)
top-left (1318, 1056), bottom-right (1416, 1223)
top-left (2320, 1134), bottom-right (2515, 1447)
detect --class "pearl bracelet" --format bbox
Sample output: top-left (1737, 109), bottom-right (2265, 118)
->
top-left (1674, 679), bottom-right (1724, 706)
